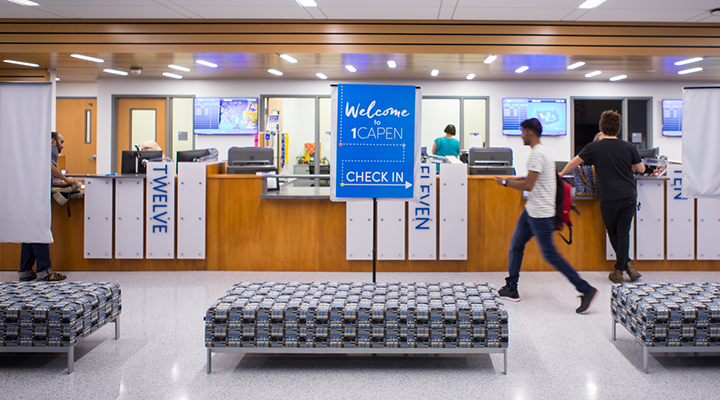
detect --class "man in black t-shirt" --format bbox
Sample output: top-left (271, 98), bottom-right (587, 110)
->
top-left (560, 110), bottom-right (645, 283)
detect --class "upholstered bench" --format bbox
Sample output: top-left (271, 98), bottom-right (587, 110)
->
top-left (611, 282), bottom-right (720, 373)
top-left (205, 282), bottom-right (509, 374)
top-left (0, 281), bottom-right (121, 373)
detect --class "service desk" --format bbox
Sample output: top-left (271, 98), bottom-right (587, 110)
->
top-left (1, 174), bottom-right (717, 272)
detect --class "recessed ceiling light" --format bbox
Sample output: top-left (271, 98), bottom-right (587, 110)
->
top-left (609, 75), bottom-right (627, 81)
top-left (71, 54), bottom-right (104, 63)
top-left (578, 0), bottom-right (607, 9)
top-left (279, 54), bottom-right (298, 63)
top-left (678, 67), bottom-right (703, 75)
top-left (387, 60), bottom-right (396, 68)
top-left (431, 69), bottom-right (439, 77)
top-left (6, 0), bottom-right (39, 6)
top-left (55, 78), bottom-right (60, 81)
top-left (466, 74), bottom-right (475, 80)
top-left (515, 66), bottom-right (529, 73)
top-left (484, 55), bottom-right (497, 64)
top-left (295, 0), bottom-right (317, 7)
top-left (268, 69), bottom-right (283, 76)
top-left (103, 69), bottom-right (128, 76)
top-left (674, 57), bottom-right (703, 66)
top-left (585, 70), bottom-right (602, 78)
top-left (3, 59), bottom-right (39, 67)
top-left (345, 65), bottom-right (357, 72)
top-left (567, 61), bottom-right (585, 70)
top-left (316, 73), bottom-right (327, 80)
top-left (163, 72), bottom-right (183, 79)
top-left (168, 64), bottom-right (190, 72)
top-left (195, 60), bottom-right (218, 68)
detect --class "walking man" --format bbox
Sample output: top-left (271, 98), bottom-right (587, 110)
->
top-left (495, 118), bottom-right (598, 314)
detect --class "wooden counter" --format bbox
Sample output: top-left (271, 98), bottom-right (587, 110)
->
top-left (1, 175), bottom-right (717, 272)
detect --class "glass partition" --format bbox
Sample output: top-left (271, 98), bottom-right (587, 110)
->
top-left (463, 98), bottom-right (487, 149)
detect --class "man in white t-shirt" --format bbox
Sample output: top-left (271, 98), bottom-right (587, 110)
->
top-left (494, 118), bottom-right (597, 314)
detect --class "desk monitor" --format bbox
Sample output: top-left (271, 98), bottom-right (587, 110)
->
top-left (308, 165), bottom-right (330, 175)
top-left (637, 147), bottom-right (659, 160)
top-left (468, 147), bottom-right (513, 167)
top-left (176, 148), bottom-right (211, 163)
top-left (555, 161), bottom-right (569, 173)
top-left (121, 150), bottom-right (163, 174)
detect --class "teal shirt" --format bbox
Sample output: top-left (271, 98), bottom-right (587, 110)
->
top-left (434, 137), bottom-right (460, 158)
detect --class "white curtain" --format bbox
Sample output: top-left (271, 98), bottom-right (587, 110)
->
top-left (682, 87), bottom-right (720, 199)
top-left (0, 82), bottom-right (53, 243)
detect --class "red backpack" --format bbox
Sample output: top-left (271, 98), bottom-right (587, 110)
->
top-left (555, 173), bottom-right (579, 244)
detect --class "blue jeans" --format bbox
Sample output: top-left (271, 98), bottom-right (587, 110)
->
top-left (505, 210), bottom-right (590, 293)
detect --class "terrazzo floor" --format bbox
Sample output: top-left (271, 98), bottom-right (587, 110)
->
top-left (2, 270), bottom-right (720, 400)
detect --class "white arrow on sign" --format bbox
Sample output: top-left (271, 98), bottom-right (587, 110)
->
top-left (343, 181), bottom-right (413, 189)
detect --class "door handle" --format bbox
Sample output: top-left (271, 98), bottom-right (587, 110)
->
top-left (88, 155), bottom-right (97, 160)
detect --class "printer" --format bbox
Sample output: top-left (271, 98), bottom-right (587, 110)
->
top-left (468, 147), bottom-right (515, 175)
top-left (226, 147), bottom-right (277, 175)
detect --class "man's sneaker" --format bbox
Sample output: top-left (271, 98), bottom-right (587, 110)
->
top-left (576, 286), bottom-right (598, 314)
top-left (19, 271), bottom-right (37, 282)
top-left (498, 286), bottom-right (520, 302)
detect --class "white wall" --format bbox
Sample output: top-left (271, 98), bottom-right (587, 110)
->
top-left (59, 78), bottom-right (713, 175)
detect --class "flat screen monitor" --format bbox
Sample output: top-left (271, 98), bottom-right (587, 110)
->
top-left (194, 97), bottom-right (258, 135)
top-left (662, 99), bottom-right (682, 137)
top-left (176, 148), bottom-right (211, 163)
top-left (637, 147), bottom-right (659, 160)
top-left (121, 150), bottom-right (163, 174)
top-left (502, 98), bottom-right (567, 136)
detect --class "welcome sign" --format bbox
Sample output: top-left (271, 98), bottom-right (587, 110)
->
top-left (331, 84), bottom-right (420, 200)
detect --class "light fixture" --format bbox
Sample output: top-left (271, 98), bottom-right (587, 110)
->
top-left (55, 78), bottom-right (60, 81)
top-left (3, 59), bottom-right (39, 67)
top-left (71, 54), bottom-right (104, 63)
top-left (345, 65), bottom-right (357, 72)
top-left (484, 55), bottom-right (497, 64)
top-left (567, 61), bottom-right (586, 69)
top-left (279, 54), bottom-right (298, 63)
top-left (431, 69), bottom-right (439, 77)
top-left (515, 66), bottom-right (529, 73)
top-left (585, 70), bottom-right (602, 78)
top-left (387, 60), bottom-right (396, 68)
top-left (103, 69), bottom-right (128, 76)
top-left (679, 67), bottom-right (703, 75)
top-left (710, 8), bottom-right (720, 16)
top-left (6, 0), bottom-right (39, 6)
top-left (466, 73), bottom-right (475, 80)
top-left (609, 75), bottom-right (627, 81)
top-left (578, 0), bottom-right (607, 9)
top-left (168, 64), bottom-right (190, 72)
top-left (195, 60), bottom-right (218, 68)
top-left (316, 73), bottom-right (327, 80)
top-left (295, 0), bottom-right (317, 7)
top-left (162, 72), bottom-right (183, 79)
top-left (674, 57), bottom-right (703, 66)
top-left (268, 69), bottom-right (283, 76)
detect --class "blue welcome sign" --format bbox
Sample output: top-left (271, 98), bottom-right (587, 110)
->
top-left (332, 84), bottom-right (418, 200)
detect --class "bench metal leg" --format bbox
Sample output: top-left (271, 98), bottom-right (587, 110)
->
top-left (612, 319), bottom-right (616, 341)
top-left (207, 348), bottom-right (212, 374)
top-left (115, 317), bottom-right (120, 340)
top-left (643, 346), bottom-right (649, 374)
top-left (67, 345), bottom-right (74, 374)
top-left (503, 349), bottom-right (507, 375)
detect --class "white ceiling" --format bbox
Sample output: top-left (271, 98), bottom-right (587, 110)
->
top-left (1, 0), bottom-right (719, 22)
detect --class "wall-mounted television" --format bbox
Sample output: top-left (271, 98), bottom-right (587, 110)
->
top-left (502, 98), bottom-right (567, 136)
top-left (662, 99), bottom-right (682, 137)
top-left (194, 97), bottom-right (258, 135)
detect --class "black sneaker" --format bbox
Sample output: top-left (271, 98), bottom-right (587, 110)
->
top-left (576, 286), bottom-right (598, 314)
top-left (498, 286), bottom-right (520, 302)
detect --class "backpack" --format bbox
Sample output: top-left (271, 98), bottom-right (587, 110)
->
top-left (555, 173), bottom-right (579, 244)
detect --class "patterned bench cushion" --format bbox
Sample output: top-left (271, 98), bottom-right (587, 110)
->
top-left (205, 282), bottom-right (508, 349)
top-left (611, 283), bottom-right (720, 347)
top-left (0, 282), bottom-right (122, 347)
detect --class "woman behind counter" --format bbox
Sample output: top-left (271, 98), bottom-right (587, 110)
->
top-left (432, 124), bottom-right (460, 171)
